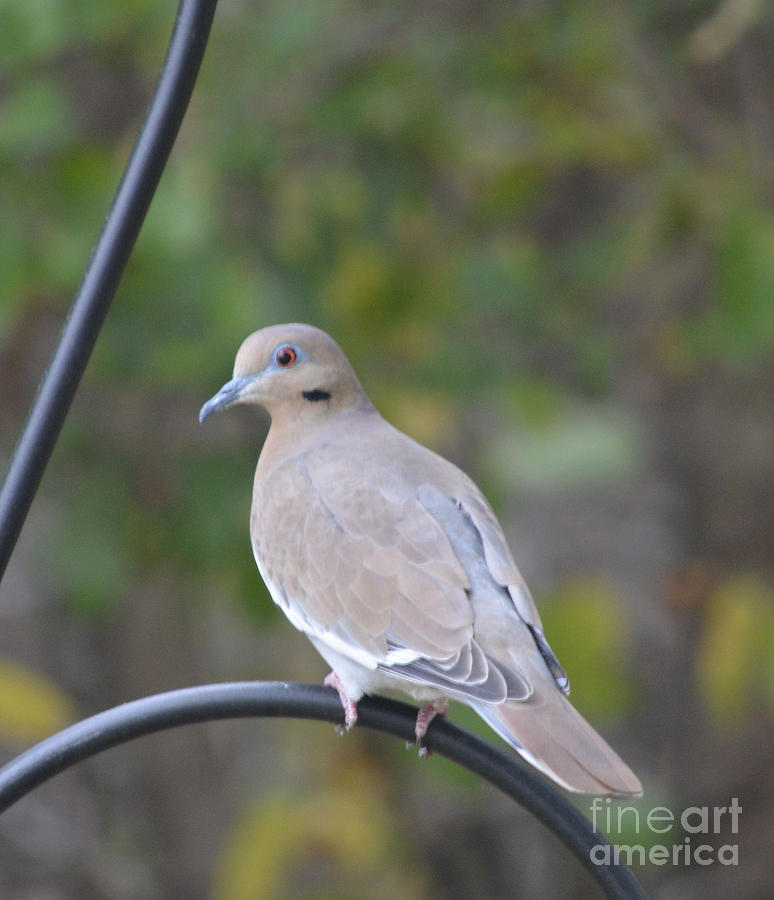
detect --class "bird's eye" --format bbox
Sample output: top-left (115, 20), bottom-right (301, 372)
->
top-left (275, 346), bottom-right (297, 367)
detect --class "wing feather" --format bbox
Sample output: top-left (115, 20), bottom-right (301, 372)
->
top-left (252, 434), bottom-right (564, 703)
top-left (252, 451), bottom-right (483, 689)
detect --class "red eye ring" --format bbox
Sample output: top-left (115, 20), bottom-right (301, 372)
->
top-left (275, 346), bottom-right (297, 367)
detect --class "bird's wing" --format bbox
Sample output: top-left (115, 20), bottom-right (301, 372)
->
top-left (450, 483), bottom-right (542, 625)
top-left (439, 477), bottom-right (570, 693)
top-left (251, 449), bottom-right (531, 703)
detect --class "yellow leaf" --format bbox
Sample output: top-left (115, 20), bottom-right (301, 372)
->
top-left (325, 242), bottom-right (392, 317)
top-left (696, 575), bottom-right (772, 723)
top-left (539, 577), bottom-right (634, 720)
top-left (213, 781), bottom-right (424, 900)
top-left (0, 658), bottom-right (75, 745)
top-left (376, 387), bottom-right (459, 451)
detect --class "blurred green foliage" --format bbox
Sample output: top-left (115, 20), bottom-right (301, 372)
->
top-left (1, 0), bottom-right (773, 896)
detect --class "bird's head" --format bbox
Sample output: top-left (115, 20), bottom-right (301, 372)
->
top-left (199, 323), bottom-right (372, 424)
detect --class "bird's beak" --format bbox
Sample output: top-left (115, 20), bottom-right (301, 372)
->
top-left (199, 375), bottom-right (256, 422)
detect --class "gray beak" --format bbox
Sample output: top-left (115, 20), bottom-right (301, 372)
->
top-left (199, 375), bottom-right (255, 422)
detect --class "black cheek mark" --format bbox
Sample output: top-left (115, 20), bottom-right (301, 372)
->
top-left (302, 389), bottom-right (332, 402)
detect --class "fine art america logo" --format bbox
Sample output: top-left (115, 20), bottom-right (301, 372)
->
top-left (590, 797), bottom-right (741, 867)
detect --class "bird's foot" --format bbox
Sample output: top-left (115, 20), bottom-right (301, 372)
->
top-left (408, 699), bottom-right (449, 758)
top-left (324, 671), bottom-right (358, 734)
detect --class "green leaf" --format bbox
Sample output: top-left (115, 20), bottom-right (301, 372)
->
top-left (0, 78), bottom-right (71, 158)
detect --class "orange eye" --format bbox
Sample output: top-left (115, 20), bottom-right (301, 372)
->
top-left (275, 346), bottom-right (297, 367)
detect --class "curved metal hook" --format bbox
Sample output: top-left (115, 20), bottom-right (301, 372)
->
top-left (0, 681), bottom-right (646, 899)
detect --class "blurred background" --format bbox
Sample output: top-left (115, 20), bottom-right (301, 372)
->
top-left (1, 0), bottom-right (773, 897)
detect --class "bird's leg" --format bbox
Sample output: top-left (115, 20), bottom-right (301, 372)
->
top-left (411, 699), bottom-right (449, 758)
top-left (324, 671), bottom-right (358, 734)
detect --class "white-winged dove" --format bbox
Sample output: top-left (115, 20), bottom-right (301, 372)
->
top-left (201, 324), bottom-right (641, 795)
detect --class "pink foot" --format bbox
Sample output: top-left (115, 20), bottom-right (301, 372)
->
top-left (324, 671), bottom-right (358, 733)
top-left (410, 699), bottom-right (449, 758)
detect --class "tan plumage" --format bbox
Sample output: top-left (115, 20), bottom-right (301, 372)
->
top-left (200, 323), bottom-right (642, 796)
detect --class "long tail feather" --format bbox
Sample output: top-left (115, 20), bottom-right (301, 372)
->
top-left (475, 695), bottom-right (642, 796)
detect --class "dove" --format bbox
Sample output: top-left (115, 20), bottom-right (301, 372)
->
top-left (200, 323), bottom-right (641, 795)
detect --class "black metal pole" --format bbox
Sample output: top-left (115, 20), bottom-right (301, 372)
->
top-left (0, 0), bottom-right (219, 583)
top-left (0, 682), bottom-right (647, 899)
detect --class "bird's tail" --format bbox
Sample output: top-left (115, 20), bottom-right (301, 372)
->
top-left (475, 694), bottom-right (642, 796)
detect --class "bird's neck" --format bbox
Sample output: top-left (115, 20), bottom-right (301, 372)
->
top-left (256, 402), bottom-right (377, 477)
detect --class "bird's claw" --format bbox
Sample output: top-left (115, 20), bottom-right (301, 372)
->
top-left (324, 671), bottom-right (358, 732)
top-left (408, 699), bottom-right (449, 758)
